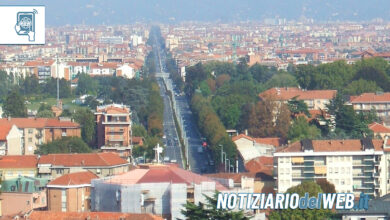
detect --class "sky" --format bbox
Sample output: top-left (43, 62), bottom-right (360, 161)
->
top-left (2, 0), bottom-right (390, 25)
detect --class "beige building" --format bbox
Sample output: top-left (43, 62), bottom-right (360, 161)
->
top-left (0, 155), bottom-right (38, 180)
top-left (37, 152), bottom-right (130, 179)
top-left (350, 92), bottom-right (390, 118)
top-left (259, 87), bottom-right (337, 110)
top-left (0, 124), bottom-right (22, 155)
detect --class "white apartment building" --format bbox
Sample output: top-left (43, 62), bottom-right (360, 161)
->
top-left (274, 139), bottom-right (390, 198)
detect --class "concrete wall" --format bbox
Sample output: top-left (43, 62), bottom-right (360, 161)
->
top-left (6, 125), bottom-right (22, 155)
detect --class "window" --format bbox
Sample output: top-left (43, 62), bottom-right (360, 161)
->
top-left (28, 129), bottom-right (33, 134)
top-left (62, 129), bottom-right (67, 137)
top-left (341, 168), bottom-right (345, 174)
top-left (56, 169), bottom-right (64, 174)
top-left (341, 180), bottom-right (345, 185)
top-left (335, 168), bottom-right (339, 174)
top-left (61, 190), bottom-right (67, 211)
top-left (28, 138), bottom-right (33, 143)
top-left (329, 168), bottom-right (333, 174)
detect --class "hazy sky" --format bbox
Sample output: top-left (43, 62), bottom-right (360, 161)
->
top-left (2, 0), bottom-right (390, 25)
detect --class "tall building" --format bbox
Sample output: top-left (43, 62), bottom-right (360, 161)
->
top-left (95, 104), bottom-right (132, 158)
top-left (274, 138), bottom-right (390, 198)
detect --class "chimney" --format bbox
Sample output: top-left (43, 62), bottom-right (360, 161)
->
top-left (7, 116), bottom-right (11, 121)
top-left (244, 129), bottom-right (248, 136)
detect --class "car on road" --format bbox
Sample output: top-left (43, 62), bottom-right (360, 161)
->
top-left (170, 159), bottom-right (177, 163)
top-left (163, 156), bottom-right (170, 163)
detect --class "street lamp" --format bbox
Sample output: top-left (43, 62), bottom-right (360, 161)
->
top-left (225, 158), bottom-right (230, 173)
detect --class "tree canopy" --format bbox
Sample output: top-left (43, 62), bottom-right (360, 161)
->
top-left (35, 137), bottom-right (92, 154)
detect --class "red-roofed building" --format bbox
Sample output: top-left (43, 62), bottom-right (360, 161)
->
top-left (0, 118), bottom-right (81, 155)
top-left (47, 171), bottom-right (98, 212)
top-left (37, 152), bottom-right (129, 179)
top-left (95, 104), bottom-right (132, 158)
top-left (369, 122), bottom-right (390, 140)
top-left (0, 123), bottom-right (22, 156)
top-left (259, 87), bottom-right (337, 110)
top-left (350, 92), bottom-right (390, 118)
top-left (0, 155), bottom-right (38, 180)
top-left (27, 211), bottom-right (164, 220)
top-left (91, 164), bottom-right (228, 219)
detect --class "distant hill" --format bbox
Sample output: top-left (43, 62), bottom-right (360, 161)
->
top-left (2, 0), bottom-right (390, 25)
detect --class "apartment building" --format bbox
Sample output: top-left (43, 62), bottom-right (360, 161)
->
top-left (47, 171), bottom-right (98, 212)
top-left (95, 104), bottom-right (132, 158)
top-left (0, 118), bottom-right (80, 155)
top-left (0, 124), bottom-right (22, 155)
top-left (350, 92), bottom-right (390, 118)
top-left (37, 152), bottom-right (129, 179)
top-left (0, 155), bottom-right (38, 180)
top-left (274, 139), bottom-right (390, 198)
top-left (259, 87), bottom-right (337, 110)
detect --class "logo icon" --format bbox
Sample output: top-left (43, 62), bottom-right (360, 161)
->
top-left (15, 9), bottom-right (37, 42)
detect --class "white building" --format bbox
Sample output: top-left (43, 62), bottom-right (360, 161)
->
top-left (274, 138), bottom-right (390, 198)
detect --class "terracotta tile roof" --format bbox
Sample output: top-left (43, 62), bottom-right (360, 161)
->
top-left (0, 155), bottom-right (38, 169)
top-left (350, 93), bottom-right (390, 103)
top-left (0, 123), bottom-right (13, 140)
top-left (105, 164), bottom-right (227, 191)
top-left (132, 136), bottom-right (144, 146)
top-left (0, 118), bottom-right (80, 129)
top-left (369, 122), bottom-right (390, 133)
top-left (277, 139), bottom-right (384, 153)
top-left (28, 211), bottom-right (164, 220)
top-left (45, 119), bottom-right (80, 128)
top-left (259, 87), bottom-right (337, 101)
top-left (96, 105), bottom-right (130, 114)
top-left (38, 152), bottom-right (129, 167)
top-left (47, 171), bottom-right (98, 187)
top-left (232, 134), bottom-right (283, 147)
top-left (244, 156), bottom-right (274, 175)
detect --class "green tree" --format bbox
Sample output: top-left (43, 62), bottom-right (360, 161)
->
top-left (36, 109), bottom-right (54, 118)
top-left (344, 79), bottom-right (382, 95)
top-left (35, 137), bottom-right (92, 154)
top-left (3, 89), bottom-right (27, 117)
top-left (316, 179), bottom-right (336, 194)
top-left (132, 124), bottom-right (147, 137)
top-left (182, 192), bottom-right (249, 220)
top-left (288, 116), bottom-right (321, 142)
top-left (266, 72), bottom-right (297, 88)
top-left (287, 97), bottom-right (311, 118)
top-left (73, 109), bottom-right (96, 145)
top-left (76, 73), bottom-right (99, 95)
top-left (269, 181), bottom-right (333, 220)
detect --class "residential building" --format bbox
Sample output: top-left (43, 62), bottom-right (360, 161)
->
top-left (369, 122), bottom-right (390, 140)
top-left (0, 118), bottom-right (81, 155)
top-left (27, 211), bottom-right (164, 220)
top-left (95, 104), bottom-right (132, 158)
top-left (47, 171), bottom-right (98, 212)
top-left (37, 152), bottom-right (129, 179)
top-left (91, 164), bottom-right (227, 220)
top-left (0, 155), bottom-right (38, 180)
top-left (350, 92), bottom-right (390, 118)
top-left (0, 176), bottom-right (48, 217)
top-left (0, 124), bottom-right (22, 155)
top-left (259, 87), bottom-right (337, 110)
top-left (274, 139), bottom-right (389, 197)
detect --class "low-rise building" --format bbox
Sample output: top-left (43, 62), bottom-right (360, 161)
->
top-left (350, 92), bottom-right (390, 118)
top-left (0, 176), bottom-right (48, 217)
top-left (47, 171), bottom-right (98, 212)
top-left (0, 155), bottom-right (38, 180)
top-left (0, 124), bottom-right (22, 155)
top-left (37, 152), bottom-right (129, 179)
top-left (274, 139), bottom-right (390, 197)
top-left (0, 118), bottom-right (81, 155)
top-left (259, 87), bottom-right (337, 110)
top-left (91, 164), bottom-right (227, 220)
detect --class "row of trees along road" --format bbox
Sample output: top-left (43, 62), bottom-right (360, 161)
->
top-left (168, 57), bottom-right (385, 160)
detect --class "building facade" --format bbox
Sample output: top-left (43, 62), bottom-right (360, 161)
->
top-left (350, 92), bottom-right (390, 118)
top-left (274, 139), bottom-right (390, 198)
top-left (95, 104), bottom-right (132, 158)
top-left (47, 171), bottom-right (98, 212)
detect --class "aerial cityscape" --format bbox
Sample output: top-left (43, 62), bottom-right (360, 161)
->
top-left (1, 1), bottom-right (390, 220)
